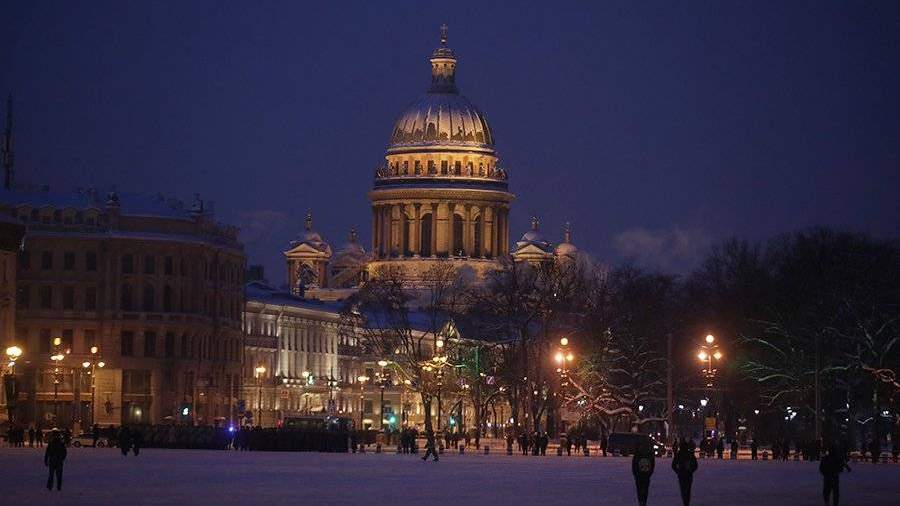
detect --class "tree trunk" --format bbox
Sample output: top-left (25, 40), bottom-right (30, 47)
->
top-left (422, 393), bottom-right (434, 442)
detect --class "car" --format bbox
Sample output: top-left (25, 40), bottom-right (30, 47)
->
top-left (71, 432), bottom-right (109, 448)
top-left (606, 432), bottom-right (665, 457)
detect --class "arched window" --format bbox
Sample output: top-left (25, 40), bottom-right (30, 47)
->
top-left (453, 214), bottom-right (464, 256)
top-left (473, 215), bottom-right (482, 258)
top-left (163, 285), bottom-right (173, 312)
top-left (121, 284), bottom-right (133, 311)
top-left (420, 214), bottom-right (432, 257)
top-left (142, 284), bottom-right (155, 312)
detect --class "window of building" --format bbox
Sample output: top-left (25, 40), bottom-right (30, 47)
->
top-left (62, 329), bottom-right (74, 351)
top-left (85, 251), bottom-right (98, 271)
top-left (144, 255), bottom-right (155, 275)
top-left (16, 285), bottom-right (29, 309)
top-left (85, 286), bottom-right (97, 311)
top-left (164, 256), bottom-right (174, 275)
top-left (41, 251), bottom-right (53, 270)
top-left (142, 285), bottom-right (155, 312)
top-left (454, 161), bottom-right (461, 175)
top-left (123, 369), bottom-right (151, 394)
top-left (163, 286), bottom-right (173, 312)
top-left (441, 160), bottom-right (448, 174)
top-left (121, 254), bottom-right (134, 274)
top-left (121, 331), bottom-right (134, 356)
top-left (40, 329), bottom-right (52, 353)
top-left (63, 252), bottom-right (76, 270)
top-left (63, 286), bottom-right (75, 310)
top-left (84, 330), bottom-right (96, 352)
top-left (121, 284), bottom-right (133, 311)
top-left (144, 331), bottom-right (156, 357)
top-left (164, 332), bottom-right (175, 358)
top-left (40, 286), bottom-right (52, 309)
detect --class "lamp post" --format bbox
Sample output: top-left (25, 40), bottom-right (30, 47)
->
top-left (377, 360), bottom-right (388, 430)
top-left (357, 375), bottom-right (369, 429)
top-left (255, 365), bottom-right (266, 426)
top-left (81, 346), bottom-right (105, 428)
top-left (50, 338), bottom-right (66, 427)
top-left (697, 334), bottom-right (722, 388)
top-left (4, 345), bottom-right (23, 424)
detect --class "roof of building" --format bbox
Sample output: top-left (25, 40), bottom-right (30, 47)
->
top-left (245, 281), bottom-right (344, 314)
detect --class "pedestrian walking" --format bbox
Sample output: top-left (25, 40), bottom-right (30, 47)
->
top-left (716, 437), bottom-right (725, 459)
top-left (119, 426), bottom-right (132, 457)
top-left (750, 439), bottom-right (758, 460)
top-left (820, 447), bottom-right (851, 505)
top-left (132, 429), bottom-right (143, 456)
top-left (672, 439), bottom-right (698, 506)
top-left (44, 430), bottom-right (67, 491)
top-left (422, 434), bottom-right (439, 462)
top-left (632, 441), bottom-right (655, 506)
top-left (28, 427), bottom-right (35, 448)
top-left (730, 439), bottom-right (738, 460)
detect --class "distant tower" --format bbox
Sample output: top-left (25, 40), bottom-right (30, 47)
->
top-left (284, 211), bottom-right (332, 295)
top-left (2, 94), bottom-right (13, 190)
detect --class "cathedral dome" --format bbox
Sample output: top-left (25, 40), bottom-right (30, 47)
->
top-left (389, 94), bottom-right (493, 151)
top-left (386, 26), bottom-right (495, 155)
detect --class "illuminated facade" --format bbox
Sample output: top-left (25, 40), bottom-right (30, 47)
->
top-left (1, 188), bottom-right (245, 429)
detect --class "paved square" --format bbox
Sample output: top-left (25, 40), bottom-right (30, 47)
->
top-left (1, 447), bottom-right (898, 505)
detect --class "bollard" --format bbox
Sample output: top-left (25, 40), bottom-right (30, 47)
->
top-left (376, 443), bottom-right (382, 454)
top-left (484, 446), bottom-right (490, 455)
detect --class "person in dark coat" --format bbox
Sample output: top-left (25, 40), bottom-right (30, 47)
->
top-left (716, 437), bottom-right (725, 459)
top-left (632, 441), bottom-right (655, 506)
top-left (28, 427), bottom-right (35, 448)
top-left (422, 433), bottom-right (439, 462)
top-left (869, 438), bottom-right (880, 463)
top-left (132, 429), bottom-right (143, 456)
top-left (118, 426), bottom-right (132, 456)
top-left (44, 431), bottom-right (67, 491)
top-left (730, 439), bottom-right (739, 459)
top-left (750, 439), bottom-right (759, 460)
top-left (820, 447), bottom-right (850, 505)
top-left (672, 439), bottom-right (698, 506)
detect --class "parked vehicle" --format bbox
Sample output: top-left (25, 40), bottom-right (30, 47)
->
top-left (606, 432), bottom-right (664, 456)
top-left (71, 432), bottom-right (108, 448)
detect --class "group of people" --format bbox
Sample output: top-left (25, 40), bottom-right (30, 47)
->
top-left (631, 438), bottom-right (700, 506)
top-left (5, 426), bottom-right (49, 447)
top-left (508, 431), bottom-right (551, 456)
top-left (631, 437), bottom-right (856, 506)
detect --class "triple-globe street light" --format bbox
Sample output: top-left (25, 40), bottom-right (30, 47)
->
top-left (697, 334), bottom-right (723, 388)
top-left (81, 346), bottom-right (105, 427)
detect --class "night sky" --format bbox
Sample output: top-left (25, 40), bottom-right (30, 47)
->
top-left (2, 1), bottom-right (898, 282)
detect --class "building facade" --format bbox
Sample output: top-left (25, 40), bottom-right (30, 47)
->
top-left (1, 188), bottom-right (245, 430)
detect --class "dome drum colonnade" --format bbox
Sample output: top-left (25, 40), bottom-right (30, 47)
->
top-left (369, 26), bottom-right (513, 269)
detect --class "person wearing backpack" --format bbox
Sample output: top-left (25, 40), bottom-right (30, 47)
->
top-left (672, 439), bottom-right (699, 505)
top-left (632, 440), bottom-right (655, 506)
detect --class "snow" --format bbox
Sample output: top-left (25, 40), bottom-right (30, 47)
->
top-left (2, 447), bottom-right (898, 505)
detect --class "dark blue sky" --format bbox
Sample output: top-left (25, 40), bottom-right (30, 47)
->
top-left (3, 1), bottom-right (898, 282)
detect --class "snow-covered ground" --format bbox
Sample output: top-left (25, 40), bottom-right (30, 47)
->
top-left (1, 446), bottom-right (898, 505)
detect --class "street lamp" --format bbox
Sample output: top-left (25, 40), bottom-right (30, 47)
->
top-left (4, 345), bottom-right (24, 424)
top-left (376, 360), bottom-right (390, 429)
top-left (81, 346), bottom-right (104, 428)
top-left (697, 334), bottom-right (723, 388)
top-left (555, 337), bottom-right (574, 386)
top-left (50, 339), bottom-right (66, 427)
top-left (357, 375), bottom-right (369, 429)
top-left (255, 365), bottom-right (266, 426)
